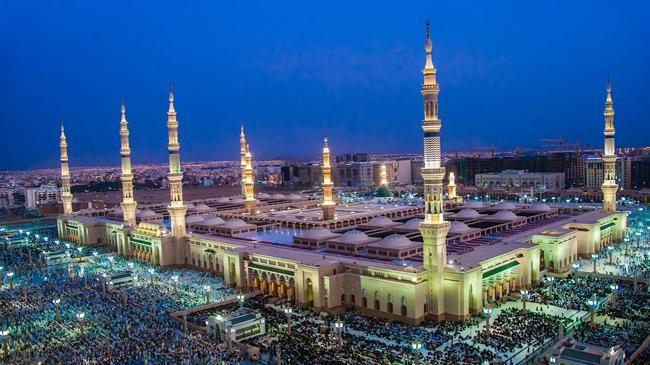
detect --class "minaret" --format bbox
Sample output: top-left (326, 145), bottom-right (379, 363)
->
top-left (601, 77), bottom-right (618, 213)
top-left (240, 122), bottom-right (247, 198)
top-left (166, 82), bottom-right (187, 238)
top-left (380, 163), bottom-right (388, 187)
top-left (119, 98), bottom-right (137, 227)
top-left (417, 20), bottom-right (450, 320)
top-left (321, 134), bottom-right (335, 220)
top-left (59, 122), bottom-right (73, 214)
top-left (447, 172), bottom-right (457, 199)
top-left (243, 143), bottom-right (256, 213)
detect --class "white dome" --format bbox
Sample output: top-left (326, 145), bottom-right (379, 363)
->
top-left (215, 197), bottom-right (231, 204)
top-left (491, 210), bottom-right (518, 221)
top-left (272, 193), bottom-right (286, 199)
top-left (338, 230), bottom-right (370, 243)
top-left (195, 204), bottom-right (211, 212)
top-left (222, 218), bottom-right (248, 229)
top-left (449, 221), bottom-right (472, 234)
top-left (72, 197), bottom-right (80, 203)
top-left (287, 193), bottom-right (302, 200)
top-left (256, 193), bottom-right (271, 199)
top-left (455, 208), bottom-right (480, 219)
top-left (230, 197), bottom-right (244, 204)
top-left (185, 215), bottom-right (205, 224)
top-left (185, 202), bottom-right (195, 209)
top-left (375, 234), bottom-right (413, 248)
top-left (203, 216), bottom-right (225, 226)
top-left (492, 201), bottom-right (517, 210)
top-left (527, 203), bottom-right (551, 212)
top-left (401, 218), bottom-right (423, 230)
top-left (463, 201), bottom-right (484, 209)
top-left (139, 209), bottom-right (157, 217)
top-left (302, 227), bottom-right (334, 239)
top-left (366, 216), bottom-right (395, 228)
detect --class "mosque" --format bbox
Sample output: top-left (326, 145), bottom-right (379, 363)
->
top-left (56, 22), bottom-right (627, 323)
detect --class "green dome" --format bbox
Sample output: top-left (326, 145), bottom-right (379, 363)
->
top-left (376, 186), bottom-right (393, 198)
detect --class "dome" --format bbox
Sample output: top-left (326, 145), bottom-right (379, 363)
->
top-left (185, 202), bottom-right (195, 209)
top-left (271, 193), bottom-right (286, 199)
top-left (215, 197), bottom-right (230, 204)
top-left (527, 203), bottom-right (551, 212)
top-left (375, 234), bottom-right (413, 248)
top-left (302, 227), bottom-right (334, 239)
top-left (366, 216), bottom-right (395, 228)
top-left (72, 197), bottom-right (80, 203)
top-left (338, 230), bottom-right (370, 243)
top-left (230, 197), bottom-right (244, 204)
top-left (449, 221), bottom-right (472, 235)
top-left (203, 216), bottom-right (225, 226)
top-left (491, 210), bottom-right (518, 221)
top-left (492, 201), bottom-right (517, 210)
top-left (455, 208), bottom-right (480, 219)
top-left (221, 218), bottom-right (248, 229)
top-left (463, 201), bottom-right (484, 209)
top-left (195, 204), bottom-right (211, 212)
top-left (286, 193), bottom-right (302, 200)
top-left (256, 193), bottom-right (271, 199)
top-left (185, 215), bottom-right (205, 224)
top-left (401, 218), bottom-right (423, 230)
top-left (139, 209), bottom-right (157, 217)
top-left (375, 186), bottom-right (393, 198)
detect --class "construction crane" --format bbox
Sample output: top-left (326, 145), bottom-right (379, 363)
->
top-left (513, 146), bottom-right (533, 157)
top-left (473, 145), bottom-right (498, 158)
top-left (540, 138), bottom-right (566, 153)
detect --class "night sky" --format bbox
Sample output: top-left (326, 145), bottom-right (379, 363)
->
top-left (2, 1), bottom-right (649, 170)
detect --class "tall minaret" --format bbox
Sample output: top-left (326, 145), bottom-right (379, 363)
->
top-left (166, 82), bottom-right (187, 238)
top-left (601, 77), bottom-right (618, 213)
top-left (119, 98), bottom-right (137, 227)
top-left (380, 163), bottom-right (388, 187)
top-left (240, 122), bottom-right (247, 198)
top-left (59, 122), bottom-right (73, 214)
top-left (243, 143), bottom-right (256, 213)
top-left (321, 134), bottom-right (335, 220)
top-left (417, 20), bottom-right (450, 320)
top-left (447, 172), bottom-right (457, 199)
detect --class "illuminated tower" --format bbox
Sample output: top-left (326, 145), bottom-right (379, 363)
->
top-left (166, 83), bottom-right (187, 238)
top-left (447, 172), bottom-right (457, 199)
top-left (243, 143), bottom-right (256, 213)
top-left (380, 163), bottom-right (388, 187)
top-left (601, 77), bottom-right (618, 213)
top-left (417, 20), bottom-right (450, 320)
top-left (240, 122), bottom-right (247, 198)
top-left (321, 135), bottom-right (335, 220)
top-left (119, 98), bottom-right (137, 227)
top-left (59, 122), bottom-right (73, 214)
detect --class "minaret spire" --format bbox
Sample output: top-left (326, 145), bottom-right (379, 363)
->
top-left (417, 20), bottom-right (450, 320)
top-left (321, 133), bottom-right (335, 220)
top-left (243, 141), bottom-right (256, 213)
top-left (379, 163), bottom-right (388, 187)
top-left (601, 76), bottom-right (617, 212)
top-left (447, 171), bottom-right (457, 199)
top-left (119, 98), bottom-right (137, 228)
top-left (166, 82), bottom-right (187, 238)
top-left (59, 121), bottom-right (73, 214)
top-left (240, 121), bottom-right (247, 198)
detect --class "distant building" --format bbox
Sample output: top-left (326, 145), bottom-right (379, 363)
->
top-left (410, 160), bottom-right (424, 185)
top-left (25, 185), bottom-right (60, 209)
top-left (372, 161), bottom-right (396, 187)
top-left (584, 156), bottom-right (625, 190)
top-left (475, 170), bottom-right (565, 190)
top-left (396, 159), bottom-right (412, 185)
top-left (335, 153), bottom-right (369, 164)
top-left (0, 188), bottom-right (21, 209)
top-left (630, 157), bottom-right (650, 189)
top-left (281, 164), bottom-right (321, 187)
top-left (336, 162), bottom-right (373, 188)
top-left (551, 340), bottom-right (625, 365)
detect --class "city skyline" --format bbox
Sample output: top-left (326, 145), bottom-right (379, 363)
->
top-left (3, 1), bottom-right (650, 170)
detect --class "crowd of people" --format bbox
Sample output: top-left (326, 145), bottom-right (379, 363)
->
top-left (573, 321), bottom-right (650, 357)
top-left (528, 275), bottom-right (610, 310)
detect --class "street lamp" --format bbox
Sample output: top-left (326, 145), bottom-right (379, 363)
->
top-left (591, 254), bottom-right (599, 273)
top-left (0, 330), bottom-right (9, 357)
top-left (610, 283), bottom-right (619, 308)
top-left (6, 272), bottom-right (14, 290)
top-left (284, 307), bottom-right (293, 334)
top-left (520, 289), bottom-right (529, 313)
top-left (204, 285), bottom-right (211, 303)
top-left (172, 275), bottom-right (179, 293)
top-left (148, 268), bottom-right (155, 286)
top-left (52, 298), bottom-right (61, 321)
top-left (76, 312), bottom-right (85, 336)
top-left (624, 238), bottom-right (630, 255)
top-left (128, 262), bottom-right (134, 270)
top-left (107, 256), bottom-right (114, 270)
top-left (411, 339), bottom-right (422, 365)
top-left (572, 262), bottom-right (580, 274)
top-left (607, 245), bottom-right (614, 264)
top-left (237, 293), bottom-right (245, 307)
top-left (334, 319), bottom-right (344, 347)
top-left (546, 276), bottom-right (556, 300)
top-left (586, 298), bottom-right (598, 326)
top-left (483, 307), bottom-right (493, 334)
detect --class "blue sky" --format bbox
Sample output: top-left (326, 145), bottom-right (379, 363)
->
top-left (1, 0), bottom-right (649, 170)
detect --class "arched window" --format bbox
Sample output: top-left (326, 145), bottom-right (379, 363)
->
top-left (350, 294), bottom-right (356, 305)
top-left (340, 294), bottom-right (346, 304)
top-left (387, 302), bottom-right (393, 314)
top-left (374, 299), bottom-right (380, 311)
top-left (362, 297), bottom-right (368, 308)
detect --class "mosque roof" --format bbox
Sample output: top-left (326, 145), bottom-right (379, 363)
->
top-left (139, 209), bottom-right (157, 218)
top-left (369, 234), bottom-right (417, 249)
top-left (526, 203), bottom-right (551, 212)
top-left (463, 201), bottom-right (484, 209)
top-left (215, 197), bottom-right (231, 204)
top-left (492, 201), bottom-right (517, 210)
top-left (186, 215), bottom-right (205, 224)
top-left (490, 210), bottom-right (519, 221)
top-left (448, 221), bottom-right (473, 235)
top-left (202, 216), bottom-right (226, 226)
top-left (195, 204), bottom-right (212, 212)
top-left (364, 216), bottom-right (398, 228)
top-left (221, 218), bottom-right (249, 229)
top-left (271, 193), bottom-right (286, 199)
top-left (455, 208), bottom-right (481, 219)
top-left (400, 218), bottom-right (423, 230)
top-left (337, 230), bottom-right (372, 244)
top-left (300, 227), bottom-right (339, 240)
